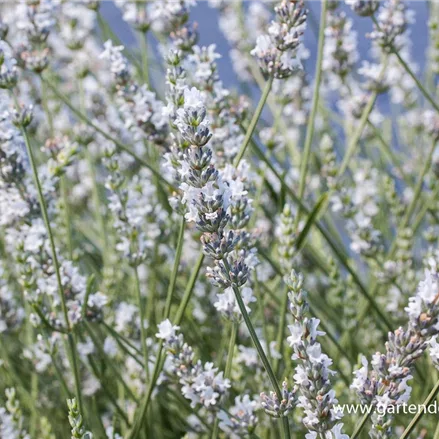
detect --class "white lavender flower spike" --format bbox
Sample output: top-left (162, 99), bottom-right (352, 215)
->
top-left (0, 1), bottom-right (438, 437)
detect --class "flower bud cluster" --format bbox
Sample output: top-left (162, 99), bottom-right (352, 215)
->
top-left (0, 41), bottom-right (18, 90)
top-left (319, 134), bottom-right (338, 189)
top-left (14, 0), bottom-right (57, 73)
top-left (251, 0), bottom-right (308, 79)
top-left (276, 204), bottom-right (299, 270)
top-left (286, 270), bottom-right (347, 437)
top-left (429, 17), bottom-right (439, 75)
top-left (157, 319), bottom-right (231, 409)
top-left (0, 262), bottom-right (25, 334)
top-left (323, 11), bottom-right (359, 90)
top-left (105, 148), bottom-right (161, 267)
top-left (115, 0), bottom-right (195, 35)
top-left (164, 76), bottom-right (257, 321)
top-left (100, 41), bottom-right (168, 146)
top-left (188, 44), bottom-right (248, 162)
top-left (67, 398), bottom-right (93, 439)
top-left (346, 0), bottom-right (379, 17)
top-left (352, 264), bottom-right (439, 437)
top-left (0, 94), bottom-right (105, 332)
top-left (0, 388), bottom-right (30, 439)
top-left (217, 395), bottom-right (258, 437)
top-left (368, 0), bottom-right (414, 52)
top-left (332, 163), bottom-right (383, 259)
top-left (260, 379), bottom-right (297, 418)
top-left (43, 136), bottom-right (80, 178)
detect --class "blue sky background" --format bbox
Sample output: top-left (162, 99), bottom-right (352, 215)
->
top-left (100, 1), bottom-right (430, 89)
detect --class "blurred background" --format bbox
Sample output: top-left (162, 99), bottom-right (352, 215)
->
top-left (100, 1), bottom-right (430, 88)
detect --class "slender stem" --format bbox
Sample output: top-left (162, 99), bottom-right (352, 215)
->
top-left (367, 119), bottom-right (408, 181)
top-left (84, 321), bottom-right (139, 403)
top-left (251, 139), bottom-right (393, 331)
top-left (102, 321), bottom-right (143, 359)
top-left (60, 176), bottom-right (73, 260)
top-left (41, 76), bottom-right (175, 191)
top-left (211, 322), bottom-right (238, 439)
top-left (40, 77), bottom-right (53, 135)
top-left (51, 352), bottom-right (71, 400)
top-left (337, 87), bottom-right (382, 179)
top-left (372, 15), bottom-right (439, 114)
top-left (224, 323), bottom-right (238, 380)
top-left (274, 285), bottom-right (289, 376)
top-left (164, 217), bottom-right (186, 318)
top-left (138, 31), bottom-right (150, 85)
top-left (87, 353), bottom-right (131, 426)
top-left (133, 266), bottom-right (149, 373)
top-left (127, 235), bottom-right (202, 439)
top-left (395, 138), bottom-right (437, 236)
top-left (67, 331), bottom-right (83, 408)
top-left (42, 74), bottom-right (74, 262)
top-left (297, 0), bottom-right (327, 214)
top-left (434, 420), bottom-right (439, 439)
top-left (254, 272), bottom-right (272, 362)
top-left (354, 139), bottom-right (437, 327)
top-left (222, 258), bottom-right (290, 439)
top-left (234, 75), bottom-right (274, 167)
top-left (399, 379), bottom-right (439, 439)
top-left (412, 184), bottom-right (439, 233)
top-left (19, 121), bottom-right (83, 412)
top-left (224, 260), bottom-right (280, 394)
top-left (351, 409), bottom-right (373, 439)
top-left (127, 343), bottom-right (164, 439)
top-left (174, 252), bottom-right (205, 324)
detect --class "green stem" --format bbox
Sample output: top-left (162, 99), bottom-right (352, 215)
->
top-left (254, 272), bottom-right (272, 362)
top-left (138, 31), bottom-right (150, 85)
top-left (83, 321), bottom-right (139, 403)
top-left (67, 331), bottom-right (83, 410)
top-left (297, 0), bottom-right (327, 214)
top-left (164, 217), bottom-right (186, 319)
top-left (234, 75), bottom-right (274, 167)
top-left (252, 139), bottom-right (392, 330)
top-left (367, 119), bottom-right (408, 181)
top-left (355, 139), bottom-right (437, 327)
top-left (274, 285), bottom-right (289, 376)
top-left (373, 15), bottom-right (439, 114)
top-left (222, 259), bottom-right (290, 439)
top-left (51, 352), bottom-right (71, 400)
top-left (174, 253), bottom-right (205, 324)
top-left (19, 120), bottom-right (83, 413)
top-left (412, 184), bottom-right (439, 233)
top-left (102, 321), bottom-right (143, 359)
top-left (224, 323), bottom-right (238, 379)
top-left (224, 260), bottom-right (280, 393)
top-left (336, 82), bottom-right (382, 180)
top-left (133, 266), bottom-right (149, 374)
top-left (40, 77), bottom-right (54, 135)
top-left (211, 322), bottom-right (238, 439)
top-left (394, 138), bottom-right (437, 237)
top-left (127, 232), bottom-right (201, 439)
top-left (87, 354), bottom-right (131, 426)
top-left (60, 176), bottom-right (73, 260)
top-left (399, 379), bottom-right (439, 439)
top-left (351, 409), bottom-right (373, 439)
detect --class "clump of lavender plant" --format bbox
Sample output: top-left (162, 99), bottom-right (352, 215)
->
top-left (352, 265), bottom-right (439, 437)
top-left (286, 270), bottom-right (348, 438)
